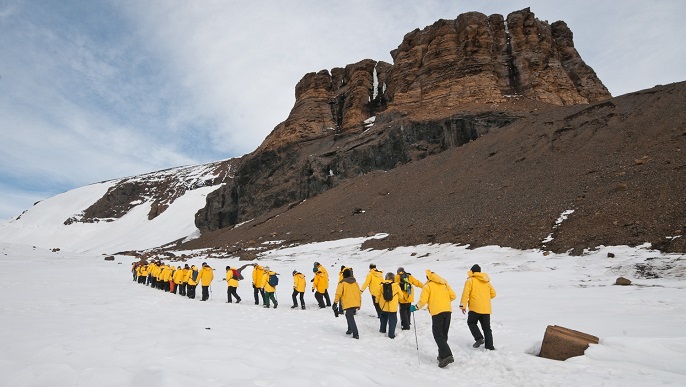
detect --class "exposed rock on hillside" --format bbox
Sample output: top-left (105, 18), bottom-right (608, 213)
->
top-left (196, 8), bottom-right (610, 234)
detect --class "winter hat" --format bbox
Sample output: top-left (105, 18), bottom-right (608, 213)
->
top-left (292, 270), bottom-right (297, 276)
top-left (470, 264), bottom-right (481, 273)
top-left (202, 262), bottom-right (208, 267)
top-left (397, 267), bottom-right (405, 274)
top-left (342, 268), bottom-right (351, 278)
top-left (369, 263), bottom-right (376, 269)
top-left (226, 266), bottom-right (230, 270)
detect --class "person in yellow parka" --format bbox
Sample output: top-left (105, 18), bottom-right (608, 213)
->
top-left (171, 266), bottom-right (184, 294)
top-left (412, 270), bottom-right (457, 368)
top-left (252, 264), bottom-right (266, 305)
top-left (178, 264), bottom-right (189, 296)
top-left (197, 262), bottom-right (214, 301)
top-left (186, 265), bottom-right (199, 299)
top-left (377, 273), bottom-right (401, 339)
top-left (459, 264), bottom-right (496, 351)
top-left (147, 261), bottom-right (158, 288)
top-left (396, 267), bottom-right (424, 330)
top-left (333, 268), bottom-right (361, 339)
top-left (225, 266), bottom-right (242, 303)
top-left (291, 270), bottom-right (307, 309)
top-left (262, 266), bottom-right (278, 309)
top-left (312, 262), bottom-right (331, 308)
top-left (360, 263), bottom-right (384, 318)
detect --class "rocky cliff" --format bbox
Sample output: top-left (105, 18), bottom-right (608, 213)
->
top-left (258, 8), bottom-right (610, 153)
top-left (195, 7), bottom-right (610, 233)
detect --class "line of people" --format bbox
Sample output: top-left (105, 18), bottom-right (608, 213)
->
top-left (132, 260), bottom-right (496, 368)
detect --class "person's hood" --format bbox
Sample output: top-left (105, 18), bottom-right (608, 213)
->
top-left (468, 271), bottom-right (491, 282)
top-left (425, 270), bottom-right (447, 284)
top-left (371, 269), bottom-right (383, 277)
top-left (341, 277), bottom-right (356, 284)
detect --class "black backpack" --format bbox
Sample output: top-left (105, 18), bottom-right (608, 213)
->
top-left (381, 282), bottom-right (394, 301)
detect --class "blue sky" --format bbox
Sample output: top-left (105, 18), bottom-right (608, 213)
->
top-left (1, 0), bottom-right (685, 220)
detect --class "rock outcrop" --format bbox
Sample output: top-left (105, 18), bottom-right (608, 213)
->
top-left (539, 325), bottom-right (599, 361)
top-left (259, 8), bottom-right (610, 153)
top-left (196, 8), bottom-right (611, 234)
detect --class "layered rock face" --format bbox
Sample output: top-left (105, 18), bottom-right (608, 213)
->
top-left (195, 8), bottom-right (612, 234)
top-left (259, 8), bottom-right (610, 153)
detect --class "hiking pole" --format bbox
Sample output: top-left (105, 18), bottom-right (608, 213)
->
top-left (412, 311), bottom-right (420, 365)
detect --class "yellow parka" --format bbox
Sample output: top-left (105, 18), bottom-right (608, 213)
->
top-left (262, 270), bottom-right (278, 292)
top-left (312, 265), bottom-right (329, 293)
top-left (197, 266), bottom-right (214, 286)
top-left (293, 272), bottom-right (306, 292)
top-left (186, 266), bottom-right (199, 286)
top-left (173, 267), bottom-right (185, 284)
top-left (338, 266), bottom-right (353, 282)
top-left (395, 271), bottom-right (424, 304)
top-left (179, 268), bottom-right (188, 284)
top-left (162, 265), bottom-right (174, 282)
top-left (459, 271), bottom-right (496, 314)
top-left (377, 280), bottom-right (401, 312)
top-left (252, 265), bottom-right (264, 286)
top-left (416, 270), bottom-right (456, 316)
top-left (334, 277), bottom-right (361, 310)
top-left (361, 268), bottom-right (384, 297)
top-left (226, 268), bottom-right (239, 287)
top-left (139, 265), bottom-right (149, 277)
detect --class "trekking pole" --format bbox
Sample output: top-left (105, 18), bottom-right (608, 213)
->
top-left (210, 285), bottom-right (213, 301)
top-left (412, 311), bottom-right (420, 365)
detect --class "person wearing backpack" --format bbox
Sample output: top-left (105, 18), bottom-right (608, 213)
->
top-left (396, 267), bottom-right (424, 330)
top-left (225, 266), bottom-right (242, 303)
top-left (186, 265), bottom-right (198, 299)
top-left (411, 270), bottom-right (457, 368)
top-left (197, 262), bottom-right (214, 301)
top-left (459, 264), bottom-right (497, 351)
top-left (361, 264), bottom-right (384, 318)
top-left (377, 273), bottom-right (401, 339)
top-left (252, 264), bottom-right (266, 305)
top-left (312, 262), bottom-right (331, 308)
top-left (262, 266), bottom-right (279, 308)
top-left (291, 270), bottom-right (306, 309)
top-left (333, 268), bottom-right (361, 339)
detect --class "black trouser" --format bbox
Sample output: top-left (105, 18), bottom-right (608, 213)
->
top-left (253, 284), bottom-right (264, 305)
top-left (314, 291), bottom-right (326, 308)
top-left (292, 290), bottom-right (305, 307)
top-left (187, 285), bottom-right (196, 299)
top-left (201, 286), bottom-right (209, 301)
top-left (345, 308), bottom-right (358, 337)
top-left (431, 312), bottom-right (453, 360)
top-left (179, 283), bottom-right (186, 296)
top-left (380, 311), bottom-right (398, 338)
top-left (467, 311), bottom-right (493, 349)
top-left (323, 290), bottom-right (331, 306)
top-left (399, 303), bottom-right (412, 329)
top-left (227, 286), bottom-right (241, 303)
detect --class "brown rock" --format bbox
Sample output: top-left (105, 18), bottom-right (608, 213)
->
top-left (104, 256), bottom-right (115, 261)
top-left (615, 277), bottom-right (632, 286)
top-left (539, 325), bottom-right (599, 361)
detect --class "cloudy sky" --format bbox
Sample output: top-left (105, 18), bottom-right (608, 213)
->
top-left (1, 0), bottom-right (685, 220)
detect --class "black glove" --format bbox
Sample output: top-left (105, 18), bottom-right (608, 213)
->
top-left (332, 304), bottom-right (339, 317)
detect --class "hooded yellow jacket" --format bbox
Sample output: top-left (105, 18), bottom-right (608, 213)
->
top-left (416, 270), bottom-right (457, 316)
top-left (459, 271), bottom-right (496, 314)
top-left (197, 266), bottom-right (214, 286)
top-left (186, 266), bottom-right (198, 286)
top-left (172, 267), bottom-right (184, 284)
top-left (377, 281), bottom-right (401, 312)
top-left (361, 268), bottom-right (384, 297)
top-left (262, 271), bottom-right (278, 292)
top-left (334, 277), bottom-right (361, 310)
top-left (252, 265), bottom-right (264, 286)
top-left (293, 272), bottom-right (306, 292)
top-left (312, 265), bottom-right (329, 293)
top-left (395, 272), bottom-right (424, 304)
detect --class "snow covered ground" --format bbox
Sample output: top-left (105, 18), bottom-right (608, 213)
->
top-left (1, 238), bottom-right (685, 386)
